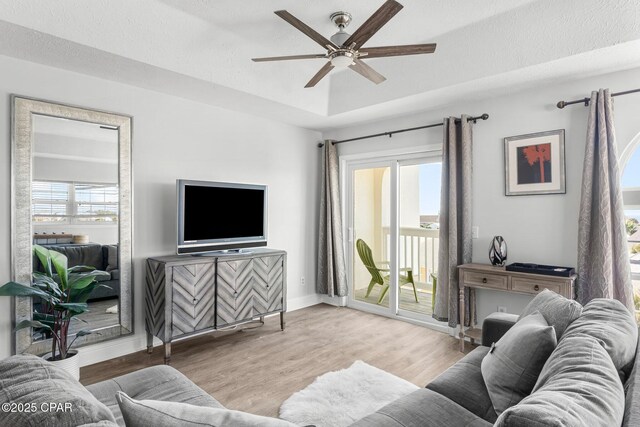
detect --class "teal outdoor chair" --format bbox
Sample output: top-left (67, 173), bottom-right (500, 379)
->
top-left (356, 239), bottom-right (419, 305)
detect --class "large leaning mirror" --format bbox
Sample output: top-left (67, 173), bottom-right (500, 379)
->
top-left (12, 96), bottom-right (133, 355)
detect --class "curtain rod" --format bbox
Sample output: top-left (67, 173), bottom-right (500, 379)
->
top-left (556, 88), bottom-right (640, 109)
top-left (317, 113), bottom-right (490, 148)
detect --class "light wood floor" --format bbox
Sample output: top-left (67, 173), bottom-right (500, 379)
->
top-left (81, 304), bottom-right (468, 418)
top-left (69, 298), bottom-right (119, 335)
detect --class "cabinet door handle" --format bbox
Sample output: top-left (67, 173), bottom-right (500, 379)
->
top-left (534, 285), bottom-right (540, 291)
top-left (482, 278), bottom-right (487, 284)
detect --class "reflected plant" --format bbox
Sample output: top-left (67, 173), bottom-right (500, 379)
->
top-left (0, 245), bottom-right (109, 360)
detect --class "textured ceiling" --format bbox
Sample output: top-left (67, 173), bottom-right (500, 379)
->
top-left (1, 0), bottom-right (640, 130)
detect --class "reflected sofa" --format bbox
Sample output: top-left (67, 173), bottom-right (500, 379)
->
top-left (33, 243), bottom-right (120, 301)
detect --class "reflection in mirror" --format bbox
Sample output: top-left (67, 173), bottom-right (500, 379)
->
top-left (31, 115), bottom-right (121, 340)
top-left (13, 96), bottom-right (132, 355)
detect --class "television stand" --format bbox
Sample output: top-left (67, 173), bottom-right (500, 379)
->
top-left (145, 249), bottom-right (287, 364)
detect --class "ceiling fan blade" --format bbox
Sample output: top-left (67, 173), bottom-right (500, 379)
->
top-left (305, 62), bottom-right (334, 88)
top-left (252, 54), bottom-right (326, 62)
top-left (275, 10), bottom-right (337, 50)
top-left (349, 59), bottom-right (386, 84)
top-left (359, 43), bottom-right (437, 58)
top-left (342, 0), bottom-right (403, 49)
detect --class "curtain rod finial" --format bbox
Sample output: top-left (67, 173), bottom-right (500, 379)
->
top-left (481, 113), bottom-right (489, 120)
top-left (556, 101), bottom-right (566, 109)
top-left (317, 142), bottom-right (325, 147)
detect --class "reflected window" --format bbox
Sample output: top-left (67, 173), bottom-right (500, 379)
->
top-left (32, 181), bottom-right (119, 223)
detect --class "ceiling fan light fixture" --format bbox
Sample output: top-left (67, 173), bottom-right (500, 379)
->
top-left (330, 30), bottom-right (351, 47)
top-left (330, 51), bottom-right (354, 68)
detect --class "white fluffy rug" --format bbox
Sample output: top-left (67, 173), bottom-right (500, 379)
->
top-left (279, 360), bottom-right (419, 427)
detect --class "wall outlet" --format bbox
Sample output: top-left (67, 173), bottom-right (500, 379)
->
top-left (472, 226), bottom-right (479, 239)
top-left (300, 276), bottom-right (305, 286)
top-left (497, 306), bottom-right (507, 313)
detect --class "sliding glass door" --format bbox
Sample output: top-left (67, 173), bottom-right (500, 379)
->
top-left (350, 164), bottom-right (391, 310)
top-left (396, 160), bottom-right (441, 320)
top-left (345, 153), bottom-right (444, 325)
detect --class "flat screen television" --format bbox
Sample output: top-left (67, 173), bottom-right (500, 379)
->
top-left (177, 179), bottom-right (267, 254)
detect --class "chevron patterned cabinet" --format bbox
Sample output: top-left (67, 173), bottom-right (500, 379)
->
top-left (145, 249), bottom-right (287, 363)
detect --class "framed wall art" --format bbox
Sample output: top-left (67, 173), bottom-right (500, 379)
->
top-left (504, 129), bottom-right (566, 196)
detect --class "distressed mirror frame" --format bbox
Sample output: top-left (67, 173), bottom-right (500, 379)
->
top-left (11, 95), bottom-right (133, 355)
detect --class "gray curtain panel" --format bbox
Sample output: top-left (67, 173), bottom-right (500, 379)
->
top-left (577, 89), bottom-right (634, 312)
top-left (317, 141), bottom-right (348, 297)
top-left (433, 116), bottom-right (475, 327)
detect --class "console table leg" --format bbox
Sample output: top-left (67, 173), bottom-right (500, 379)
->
top-left (164, 342), bottom-right (171, 365)
top-left (280, 312), bottom-right (285, 331)
top-left (459, 287), bottom-right (465, 352)
top-left (146, 331), bottom-right (153, 354)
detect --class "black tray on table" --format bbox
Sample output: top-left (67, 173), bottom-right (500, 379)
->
top-left (505, 263), bottom-right (575, 277)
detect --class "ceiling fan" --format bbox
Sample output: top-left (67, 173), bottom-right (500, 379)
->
top-left (252, 0), bottom-right (437, 88)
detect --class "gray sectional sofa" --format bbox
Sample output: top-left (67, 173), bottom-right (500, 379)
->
top-left (1, 291), bottom-right (639, 427)
top-left (354, 291), bottom-right (640, 427)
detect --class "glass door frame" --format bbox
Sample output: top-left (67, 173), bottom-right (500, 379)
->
top-left (341, 148), bottom-right (448, 331)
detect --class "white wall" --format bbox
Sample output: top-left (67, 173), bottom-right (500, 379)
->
top-left (325, 67), bottom-right (640, 327)
top-left (0, 55), bottom-right (322, 365)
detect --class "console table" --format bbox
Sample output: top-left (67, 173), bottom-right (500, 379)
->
top-left (457, 263), bottom-right (576, 352)
top-left (145, 249), bottom-right (286, 363)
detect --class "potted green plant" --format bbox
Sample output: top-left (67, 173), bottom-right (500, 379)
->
top-left (0, 245), bottom-right (108, 379)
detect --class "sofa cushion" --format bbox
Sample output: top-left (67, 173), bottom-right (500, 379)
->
top-left (562, 298), bottom-right (638, 380)
top-left (495, 334), bottom-right (625, 427)
top-left (623, 327), bottom-right (640, 427)
top-left (481, 312), bottom-right (557, 415)
top-left (87, 365), bottom-right (222, 426)
top-left (0, 354), bottom-right (118, 426)
top-left (426, 346), bottom-right (497, 422)
top-left (350, 388), bottom-right (492, 427)
top-left (44, 243), bottom-right (106, 270)
top-left (519, 289), bottom-right (582, 339)
top-left (94, 271), bottom-right (112, 282)
top-left (116, 391), bottom-right (298, 427)
top-left (481, 312), bottom-right (518, 347)
top-left (103, 244), bottom-right (119, 272)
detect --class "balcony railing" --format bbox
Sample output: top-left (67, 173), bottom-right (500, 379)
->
top-left (382, 226), bottom-right (439, 287)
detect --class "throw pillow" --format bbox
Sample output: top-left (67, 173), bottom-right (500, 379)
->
top-left (481, 311), bottom-right (557, 415)
top-left (0, 354), bottom-right (118, 426)
top-left (495, 334), bottom-right (625, 427)
top-left (104, 244), bottom-right (119, 272)
top-left (562, 298), bottom-right (638, 380)
top-left (519, 289), bottom-right (582, 340)
top-left (116, 392), bottom-right (300, 427)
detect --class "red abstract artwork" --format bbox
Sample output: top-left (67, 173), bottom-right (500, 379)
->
top-left (517, 143), bottom-right (552, 184)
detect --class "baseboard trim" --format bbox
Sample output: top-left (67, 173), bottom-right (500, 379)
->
top-left (287, 294), bottom-right (322, 311)
top-left (79, 334), bottom-right (147, 367)
top-left (320, 295), bottom-right (347, 307)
